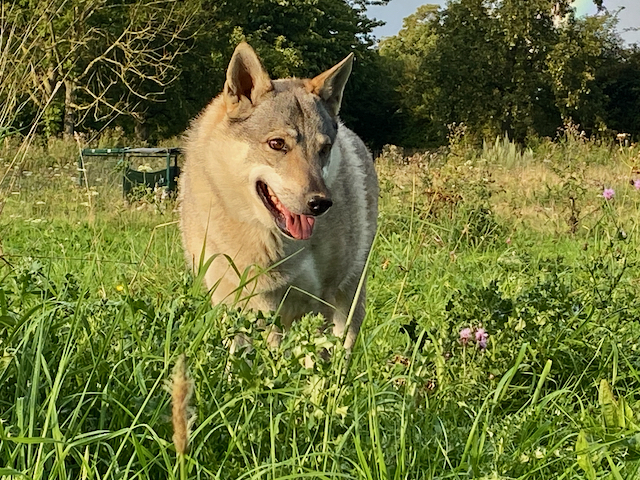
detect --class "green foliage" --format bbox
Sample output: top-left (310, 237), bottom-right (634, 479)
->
top-left (2, 134), bottom-right (640, 478)
top-left (575, 380), bottom-right (640, 479)
top-left (7, 0), bottom-right (640, 150)
top-left (149, 0), bottom-right (396, 147)
top-left (3, 0), bottom-right (197, 139)
top-left (8, 0), bottom-right (640, 149)
top-left (546, 13), bottom-right (619, 131)
top-left (600, 46), bottom-right (640, 135)
top-left (377, 5), bottom-right (442, 147)
top-left (380, 0), bottom-right (632, 146)
top-left (2, 0), bottom-right (393, 147)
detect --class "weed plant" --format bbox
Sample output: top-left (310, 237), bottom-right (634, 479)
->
top-left (1, 133), bottom-right (640, 478)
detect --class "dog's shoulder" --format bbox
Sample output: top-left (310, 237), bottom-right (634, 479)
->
top-left (336, 125), bottom-right (372, 162)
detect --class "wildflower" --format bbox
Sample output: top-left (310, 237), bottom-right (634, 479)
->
top-left (459, 327), bottom-right (473, 345)
top-left (602, 188), bottom-right (615, 200)
top-left (634, 179), bottom-right (640, 190)
top-left (534, 447), bottom-right (546, 459)
top-left (475, 328), bottom-right (489, 350)
top-left (116, 284), bottom-right (124, 292)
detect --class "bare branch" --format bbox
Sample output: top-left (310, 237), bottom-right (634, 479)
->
top-left (3, 0), bottom-right (197, 133)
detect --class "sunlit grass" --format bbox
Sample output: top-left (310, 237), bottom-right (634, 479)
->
top-left (1, 134), bottom-right (640, 478)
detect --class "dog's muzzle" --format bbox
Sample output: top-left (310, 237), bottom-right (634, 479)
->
top-left (256, 182), bottom-right (331, 240)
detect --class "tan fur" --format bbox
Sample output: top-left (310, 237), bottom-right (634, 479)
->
top-left (179, 43), bottom-right (378, 350)
top-left (170, 354), bottom-right (193, 455)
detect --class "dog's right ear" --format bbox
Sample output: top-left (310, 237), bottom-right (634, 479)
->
top-left (223, 43), bottom-right (273, 120)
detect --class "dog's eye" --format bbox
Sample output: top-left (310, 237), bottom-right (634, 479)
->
top-left (268, 138), bottom-right (286, 151)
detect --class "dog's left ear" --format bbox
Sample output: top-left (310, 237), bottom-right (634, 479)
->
top-left (307, 53), bottom-right (354, 117)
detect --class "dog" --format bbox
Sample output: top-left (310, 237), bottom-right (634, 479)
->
top-left (179, 42), bottom-right (378, 350)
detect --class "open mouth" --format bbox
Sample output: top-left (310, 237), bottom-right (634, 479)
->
top-left (256, 181), bottom-right (315, 240)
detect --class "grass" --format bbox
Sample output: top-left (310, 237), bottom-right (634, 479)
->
top-left (1, 133), bottom-right (640, 479)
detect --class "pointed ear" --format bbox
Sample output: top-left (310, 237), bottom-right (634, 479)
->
top-left (307, 53), bottom-right (354, 117)
top-left (223, 43), bottom-right (273, 120)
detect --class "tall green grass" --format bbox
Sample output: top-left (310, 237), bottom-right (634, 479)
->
top-left (1, 134), bottom-right (640, 478)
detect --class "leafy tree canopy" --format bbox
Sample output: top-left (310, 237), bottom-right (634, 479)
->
top-left (380, 0), bottom-right (629, 147)
top-left (3, 0), bottom-right (395, 147)
top-left (5, 0), bottom-right (639, 148)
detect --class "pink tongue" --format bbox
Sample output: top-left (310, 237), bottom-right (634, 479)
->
top-left (266, 185), bottom-right (315, 240)
top-left (284, 210), bottom-right (315, 240)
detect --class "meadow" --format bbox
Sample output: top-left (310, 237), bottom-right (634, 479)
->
top-left (1, 130), bottom-right (640, 479)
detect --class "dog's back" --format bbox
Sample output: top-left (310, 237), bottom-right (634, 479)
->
top-left (180, 43), bottom-right (378, 349)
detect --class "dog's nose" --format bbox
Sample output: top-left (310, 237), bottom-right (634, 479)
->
top-left (307, 195), bottom-right (333, 216)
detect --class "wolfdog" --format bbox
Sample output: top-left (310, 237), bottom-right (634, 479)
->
top-left (179, 42), bottom-right (378, 350)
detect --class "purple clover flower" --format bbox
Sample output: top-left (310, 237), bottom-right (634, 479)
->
top-left (459, 327), bottom-right (473, 346)
top-left (475, 328), bottom-right (489, 350)
top-left (634, 179), bottom-right (640, 190)
top-left (602, 188), bottom-right (615, 200)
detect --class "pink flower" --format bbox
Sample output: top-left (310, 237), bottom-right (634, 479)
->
top-left (475, 328), bottom-right (489, 350)
top-left (602, 188), bottom-right (615, 200)
top-left (634, 179), bottom-right (640, 190)
top-left (459, 327), bottom-right (473, 346)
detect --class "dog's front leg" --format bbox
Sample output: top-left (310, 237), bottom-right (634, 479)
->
top-left (332, 287), bottom-right (366, 351)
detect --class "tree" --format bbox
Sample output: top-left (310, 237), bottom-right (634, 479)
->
top-left (141, 0), bottom-right (397, 147)
top-left (546, 13), bottom-right (621, 133)
top-left (598, 45), bottom-right (640, 136)
top-left (380, 0), bottom-right (621, 146)
top-left (6, 0), bottom-right (397, 147)
top-left (5, 0), bottom-right (195, 138)
top-left (379, 5), bottom-right (442, 146)
top-left (0, 2), bottom-right (44, 138)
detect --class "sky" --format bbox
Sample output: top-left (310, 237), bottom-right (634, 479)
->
top-left (367, 0), bottom-right (640, 45)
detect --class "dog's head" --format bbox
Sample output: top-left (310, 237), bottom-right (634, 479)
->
top-left (220, 42), bottom-right (354, 240)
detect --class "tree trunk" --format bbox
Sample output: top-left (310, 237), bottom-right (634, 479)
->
top-left (63, 78), bottom-right (76, 140)
top-left (134, 115), bottom-right (148, 142)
